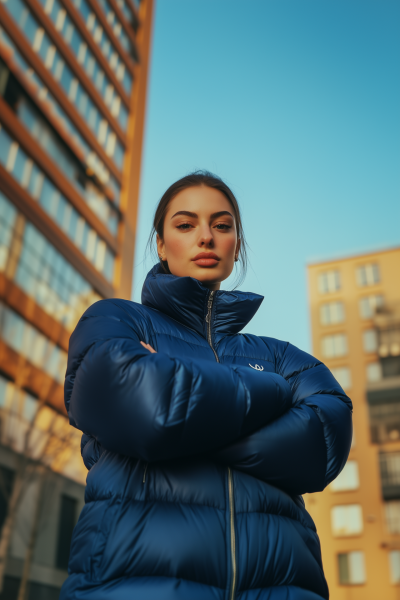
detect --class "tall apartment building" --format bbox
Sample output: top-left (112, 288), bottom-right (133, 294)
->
top-left (306, 246), bottom-right (400, 600)
top-left (0, 0), bottom-right (153, 597)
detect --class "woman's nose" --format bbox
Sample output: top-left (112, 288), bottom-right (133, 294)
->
top-left (198, 226), bottom-right (214, 247)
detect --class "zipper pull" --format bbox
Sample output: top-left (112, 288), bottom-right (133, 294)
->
top-left (205, 291), bottom-right (214, 322)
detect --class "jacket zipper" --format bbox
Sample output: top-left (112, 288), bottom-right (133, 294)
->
top-left (228, 467), bottom-right (237, 600)
top-left (205, 291), bottom-right (219, 363)
top-left (205, 292), bottom-right (236, 598)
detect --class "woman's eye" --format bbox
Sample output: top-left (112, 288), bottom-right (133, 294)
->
top-left (215, 224), bottom-right (232, 230)
top-left (177, 223), bottom-right (192, 230)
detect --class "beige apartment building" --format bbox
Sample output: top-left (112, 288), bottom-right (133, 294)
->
top-left (306, 246), bottom-right (400, 600)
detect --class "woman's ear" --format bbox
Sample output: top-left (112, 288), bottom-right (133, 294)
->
top-left (156, 234), bottom-right (166, 261)
top-left (235, 238), bottom-right (241, 262)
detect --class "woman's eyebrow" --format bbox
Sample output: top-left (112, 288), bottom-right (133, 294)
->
top-left (210, 211), bottom-right (234, 219)
top-left (170, 210), bottom-right (234, 219)
top-left (170, 211), bottom-right (197, 219)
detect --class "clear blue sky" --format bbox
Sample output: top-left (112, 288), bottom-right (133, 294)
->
top-left (132, 0), bottom-right (400, 352)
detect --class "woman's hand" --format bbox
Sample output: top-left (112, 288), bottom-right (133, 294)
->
top-left (140, 342), bottom-right (157, 353)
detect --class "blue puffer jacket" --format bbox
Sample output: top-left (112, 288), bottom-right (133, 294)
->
top-left (60, 264), bottom-right (353, 600)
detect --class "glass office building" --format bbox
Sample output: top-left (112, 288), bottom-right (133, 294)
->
top-left (0, 0), bottom-right (153, 596)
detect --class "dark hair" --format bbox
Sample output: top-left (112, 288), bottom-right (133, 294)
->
top-left (147, 170), bottom-right (248, 287)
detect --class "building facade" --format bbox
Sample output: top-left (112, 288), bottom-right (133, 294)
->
top-left (306, 246), bottom-right (400, 600)
top-left (0, 0), bottom-right (153, 597)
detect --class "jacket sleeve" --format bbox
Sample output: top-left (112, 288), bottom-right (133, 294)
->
top-left (65, 301), bottom-right (293, 462)
top-left (212, 340), bottom-right (353, 495)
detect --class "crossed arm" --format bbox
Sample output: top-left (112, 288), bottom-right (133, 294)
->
top-left (66, 305), bottom-right (352, 495)
top-left (139, 340), bottom-right (353, 494)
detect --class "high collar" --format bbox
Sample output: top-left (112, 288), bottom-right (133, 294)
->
top-left (141, 264), bottom-right (264, 340)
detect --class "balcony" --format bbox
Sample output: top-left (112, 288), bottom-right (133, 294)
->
top-left (366, 302), bottom-right (400, 444)
top-left (367, 376), bottom-right (400, 444)
top-left (380, 452), bottom-right (400, 500)
top-left (375, 302), bottom-right (400, 377)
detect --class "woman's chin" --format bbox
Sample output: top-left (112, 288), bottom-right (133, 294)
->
top-left (192, 270), bottom-right (225, 288)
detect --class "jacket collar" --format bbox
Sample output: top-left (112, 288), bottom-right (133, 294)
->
top-left (141, 264), bottom-right (264, 340)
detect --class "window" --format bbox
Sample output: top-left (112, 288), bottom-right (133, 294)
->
top-left (37, 0), bottom-right (129, 129)
top-left (0, 301), bottom-right (67, 384)
top-left (366, 362), bottom-right (382, 382)
top-left (56, 495), bottom-right (78, 570)
top-left (318, 270), bottom-right (341, 294)
top-left (385, 502), bottom-right (400, 534)
top-left (378, 327), bottom-right (400, 360)
top-left (320, 301), bottom-right (345, 325)
top-left (338, 551), bottom-right (366, 585)
top-left (322, 334), bottom-right (348, 358)
top-left (331, 461), bottom-right (359, 492)
top-left (71, 0), bottom-right (134, 95)
top-left (116, 0), bottom-right (136, 23)
top-left (1, 81), bottom-right (119, 234)
top-left (0, 127), bottom-right (115, 281)
top-left (359, 295), bottom-right (384, 319)
top-left (369, 402), bottom-right (400, 444)
top-left (380, 453), bottom-right (400, 489)
top-left (389, 551), bottom-right (400, 583)
top-left (331, 505), bottom-right (363, 536)
top-left (363, 330), bottom-right (378, 353)
top-left (356, 263), bottom-right (380, 287)
top-left (2, 2), bottom-right (125, 168)
top-left (330, 367), bottom-right (352, 390)
top-left (97, 0), bottom-right (138, 54)
top-left (0, 466), bottom-right (15, 532)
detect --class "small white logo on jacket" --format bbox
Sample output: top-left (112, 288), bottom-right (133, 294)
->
top-left (249, 363), bottom-right (264, 371)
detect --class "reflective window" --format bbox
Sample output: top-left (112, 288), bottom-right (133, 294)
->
top-left (320, 301), bottom-right (345, 325)
top-left (331, 505), bottom-right (363, 537)
top-left (338, 551), bottom-right (366, 585)
top-left (56, 494), bottom-right (78, 569)
top-left (0, 126), bottom-right (115, 281)
top-left (72, 0), bottom-right (134, 95)
top-left (2, 0), bottom-right (125, 170)
top-left (115, 0), bottom-right (136, 23)
top-left (356, 263), bottom-right (380, 287)
top-left (363, 329), bottom-right (378, 353)
top-left (0, 197), bottom-right (17, 271)
top-left (37, 0), bottom-right (129, 129)
top-left (98, 0), bottom-right (138, 54)
top-left (359, 294), bottom-right (384, 319)
top-left (318, 270), bottom-right (341, 294)
top-left (331, 461), bottom-right (360, 492)
top-left (0, 69), bottom-right (119, 234)
top-left (330, 367), bottom-right (352, 391)
top-left (321, 333), bottom-right (348, 358)
top-left (0, 192), bottom-right (101, 330)
top-left (0, 29), bottom-right (121, 203)
top-left (389, 551), bottom-right (400, 584)
top-left (0, 302), bottom-right (67, 384)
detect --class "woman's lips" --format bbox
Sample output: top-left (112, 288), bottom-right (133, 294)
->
top-left (192, 253), bottom-right (220, 267)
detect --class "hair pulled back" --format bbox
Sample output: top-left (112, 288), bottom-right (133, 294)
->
top-left (147, 171), bottom-right (248, 287)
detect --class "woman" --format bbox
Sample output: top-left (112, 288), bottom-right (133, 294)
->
top-left (61, 172), bottom-right (352, 600)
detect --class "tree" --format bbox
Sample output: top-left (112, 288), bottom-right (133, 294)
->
top-left (0, 356), bottom-right (81, 598)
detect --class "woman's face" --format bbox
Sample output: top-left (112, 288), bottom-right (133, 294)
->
top-left (157, 185), bottom-right (240, 290)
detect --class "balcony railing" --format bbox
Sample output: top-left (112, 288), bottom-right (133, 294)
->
top-left (380, 453), bottom-right (400, 500)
